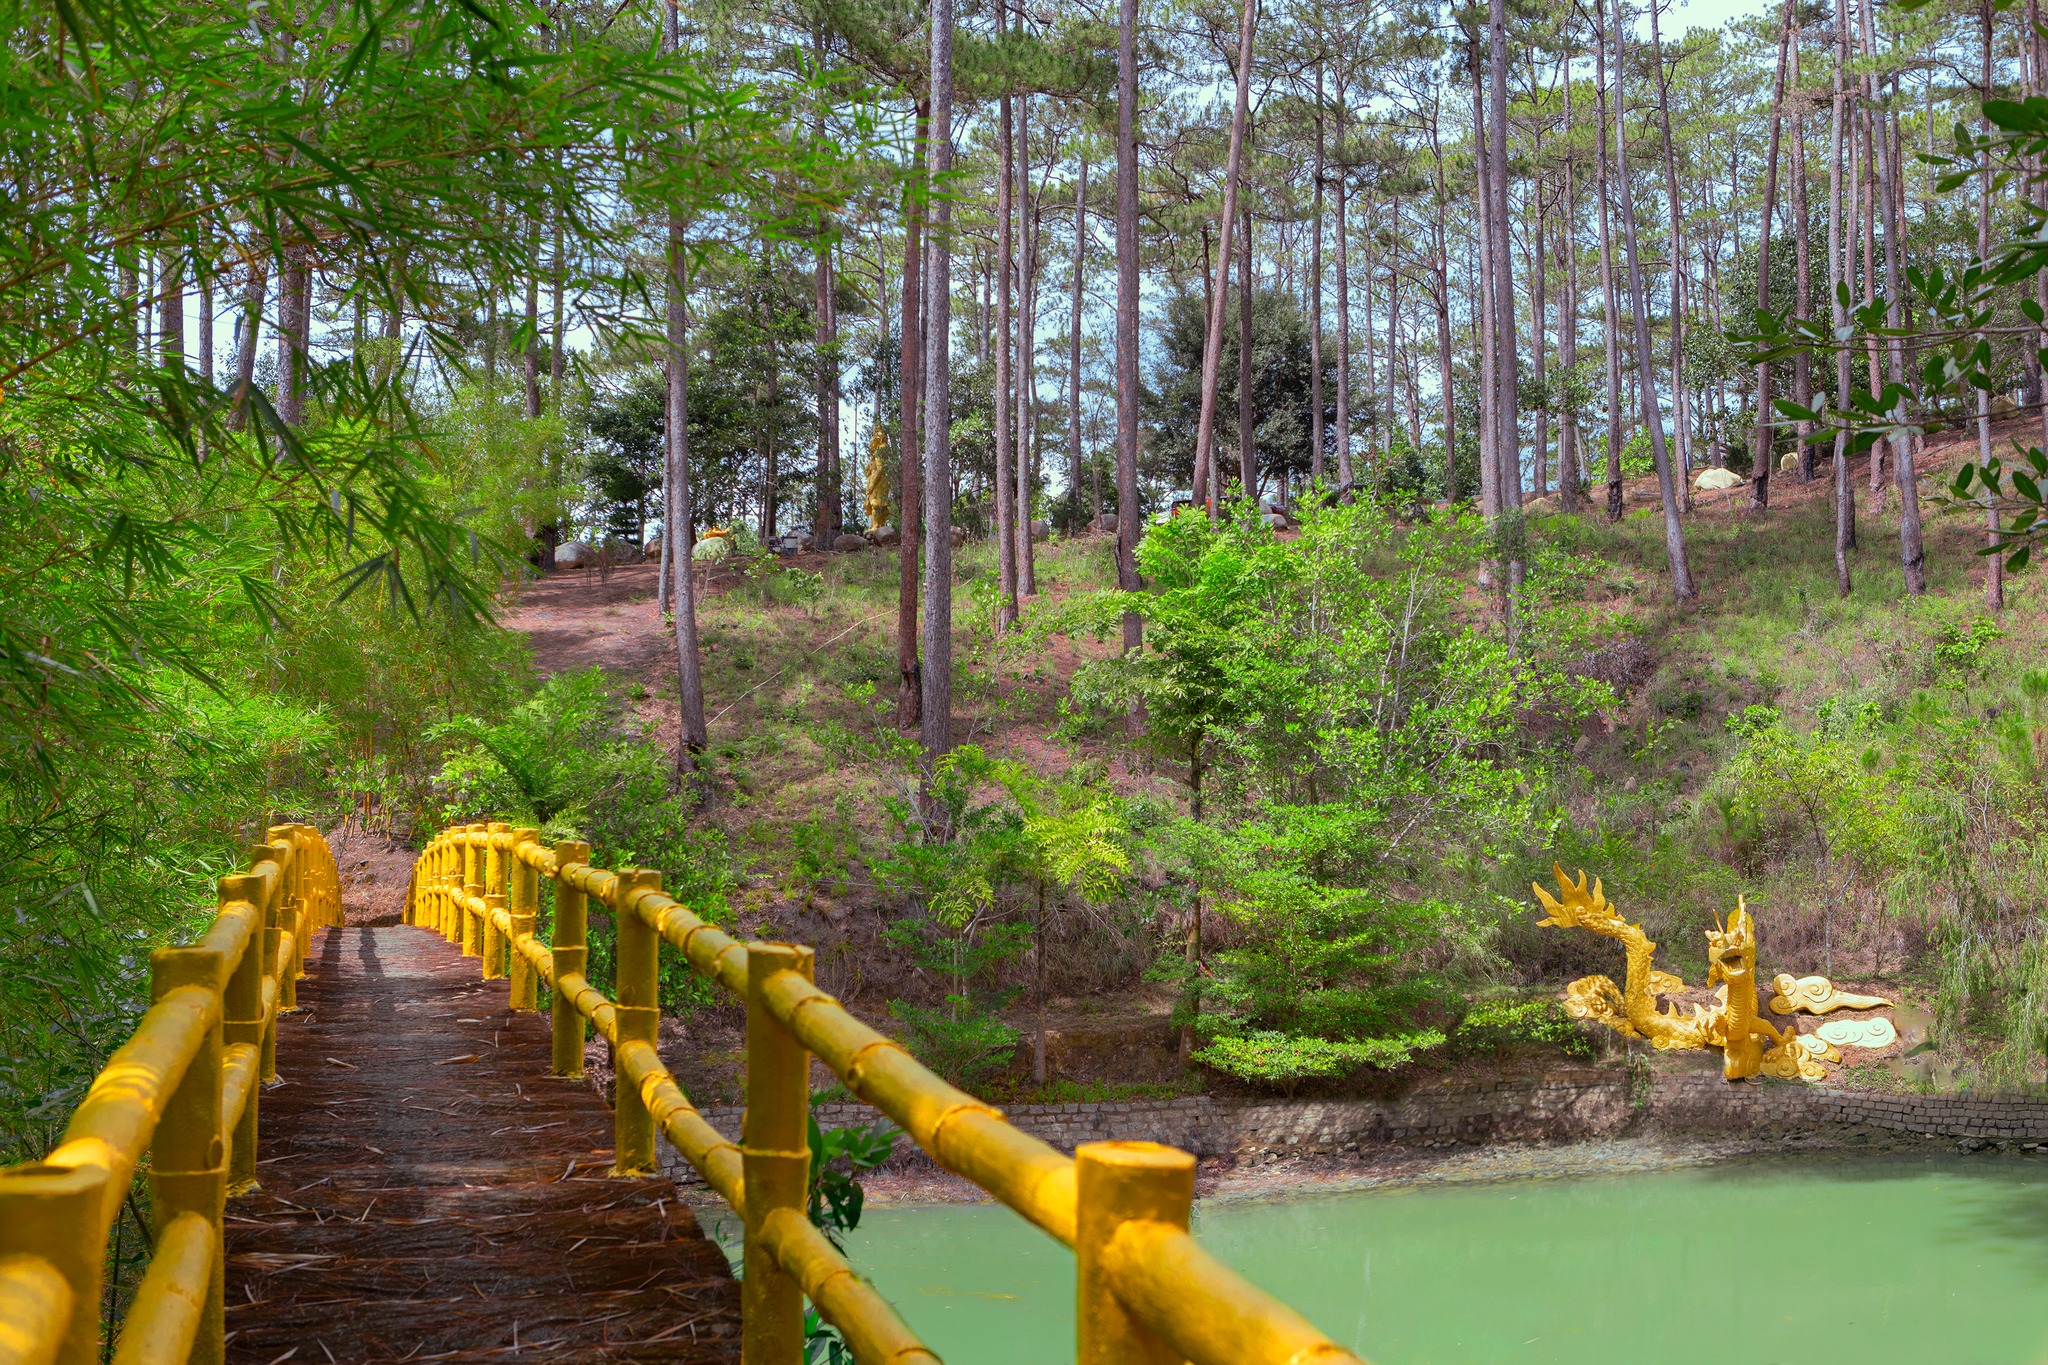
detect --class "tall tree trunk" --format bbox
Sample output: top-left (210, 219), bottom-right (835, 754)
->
top-left (1115, 0), bottom-right (1143, 656)
top-left (551, 211), bottom-right (566, 406)
top-left (159, 251), bottom-right (183, 370)
top-left (1610, 0), bottom-right (1697, 600)
top-left (1486, 0), bottom-right (1521, 527)
top-left (1594, 15), bottom-right (1624, 521)
top-left (667, 224), bottom-right (709, 773)
top-left (1530, 164), bottom-right (1549, 499)
top-left (229, 255), bottom-right (267, 431)
top-left (815, 228), bottom-right (841, 551)
top-left (1311, 62), bottom-right (1326, 485)
top-left (1792, 28), bottom-right (1815, 481)
top-left (1193, 0), bottom-right (1257, 515)
top-left (1559, 64), bottom-right (1583, 511)
top-left (199, 271), bottom-right (214, 385)
top-left (1650, 0), bottom-right (1693, 500)
top-left (1981, 0), bottom-right (2003, 608)
top-left (1829, 0), bottom-right (1856, 592)
top-left (1069, 155), bottom-right (1088, 530)
top-left (1017, 92), bottom-right (1038, 595)
top-left (1749, 0), bottom-right (1795, 512)
top-left (1867, 8), bottom-right (1923, 592)
top-left (893, 125), bottom-right (925, 716)
top-left (1474, 59), bottom-right (1498, 517)
top-left (277, 249), bottom-right (309, 428)
top-left (1336, 82), bottom-right (1355, 488)
top-left (523, 245), bottom-right (541, 420)
top-left (923, 0), bottom-right (958, 778)
top-left (1238, 205), bottom-right (1257, 497)
top-left (995, 57), bottom-right (1019, 629)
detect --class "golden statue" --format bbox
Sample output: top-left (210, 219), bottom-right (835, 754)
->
top-left (864, 425), bottom-right (892, 531)
top-left (1769, 974), bottom-right (1892, 1016)
top-left (1534, 867), bottom-right (1825, 1082)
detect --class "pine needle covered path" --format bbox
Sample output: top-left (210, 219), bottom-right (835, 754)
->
top-left (222, 925), bottom-right (739, 1364)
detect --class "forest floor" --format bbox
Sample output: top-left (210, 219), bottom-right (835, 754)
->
top-left (496, 422), bottom-right (2048, 1106)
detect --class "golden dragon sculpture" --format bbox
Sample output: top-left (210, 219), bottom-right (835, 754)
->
top-left (1533, 867), bottom-right (1833, 1081)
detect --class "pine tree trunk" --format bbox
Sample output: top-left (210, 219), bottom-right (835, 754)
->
top-left (1980, 0), bottom-right (2003, 607)
top-left (995, 63), bottom-right (1019, 629)
top-left (1559, 65), bottom-right (1583, 511)
top-left (667, 220), bottom-right (709, 774)
top-left (1749, 0), bottom-right (1795, 512)
top-left (1336, 82), bottom-right (1354, 488)
top-left (1017, 93), bottom-right (1038, 595)
top-left (1791, 29), bottom-right (1815, 481)
top-left (923, 0), bottom-right (958, 779)
top-left (1193, 0), bottom-right (1256, 516)
top-left (1115, 0), bottom-right (1143, 657)
top-left (1069, 156), bottom-right (1088, 530)
top-left (1311, 63), bottom-right (1326, 485)
top-left (229, 255), bottom-right (267, 432)
top-left (1651, 0), bottom-right (1693, 502)
top-left (1238, 205), bottom-right (1256, 498)
top-left (1593, 16), bottom-right (1624, 522)
top-left (1829, 0), bottom-right (1856, 592)
top-left (1610, 0), bottom-right (1697, 600)
top-left (1486, 0), bottom-right (1521, 524)
top-left (899, 109), bottom-right (926, 726)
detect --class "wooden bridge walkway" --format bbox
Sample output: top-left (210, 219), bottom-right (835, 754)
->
top-left (222, 924), bottom-right (739, 1365)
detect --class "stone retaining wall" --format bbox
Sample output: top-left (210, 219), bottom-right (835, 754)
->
top-left (674, 1057), bottom-right (2048, 1175)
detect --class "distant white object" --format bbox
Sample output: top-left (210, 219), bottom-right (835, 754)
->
top-left (554, 540), bottom-right (598, 569)
top-left (1778, 452), bottom-right (1799, 474)
top-left (1261, 511), bottom-right (1288, 530)
top-left (1694, 467), bottom-right (1746, 492)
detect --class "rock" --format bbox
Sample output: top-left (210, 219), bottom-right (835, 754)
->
top-left (1031, 518), bottom-right (1051, 541)
top-left (869, 524), bottom-right (900, 547)
top-left (1992, 393), bottom-right (2021, 419)
top-left (832, 533), bottom-right (870, 551)
top-left (601, 536), bottom-right (643, 564)
top-left (950, 526), bottom-right (968, 547)
top-left (554, 540), bottom-right (598, 569)
top-left (1694, 467), bottom-right (1746, 492)
top-left (1261, 511), bottom-right (1288, 530)
top-left (1093, 514), bottom-right (1118, 533)
top-left (1778, 451), bottom-right (1799, 474)
top-left (643, 534), bottom-right (663, 561)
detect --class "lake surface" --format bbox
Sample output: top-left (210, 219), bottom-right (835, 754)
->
top-left (836, 1156), bottom-right (2048, 1364)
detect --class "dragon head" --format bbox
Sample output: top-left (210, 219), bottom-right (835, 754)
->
top-left (1532, 865), bottom-right (1627, 934)
top-left (1704, 897), bottom-right (1758, 986)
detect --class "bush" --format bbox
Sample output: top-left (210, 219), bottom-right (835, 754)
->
top-left (888, 996), bottom-right (1020, 1089)
top-left (1191, 1030), bottom-right (1442, 1095)
top-left (1449, 997), bottom-right (1595, 1059)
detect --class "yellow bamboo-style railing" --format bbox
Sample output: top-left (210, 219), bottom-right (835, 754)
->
top-left (0, 825), bottom-right (340, 1365)
top-left (409, 820), bottom-right (1365, 1365)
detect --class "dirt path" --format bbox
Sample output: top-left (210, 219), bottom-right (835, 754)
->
top-left (223, 924), bottom-right (738, 1364)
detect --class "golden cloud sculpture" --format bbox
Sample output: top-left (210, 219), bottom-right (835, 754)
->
top-left (1533, 867), bottom-right (1827, 1082)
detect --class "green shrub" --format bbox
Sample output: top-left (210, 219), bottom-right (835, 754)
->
top-left (1191, 1030), bottom-right (1442, 1095)
top-left (1450, 997), bottom-right (1595, 1059)
top-left (888, 996), bottom-right (1020, 1089)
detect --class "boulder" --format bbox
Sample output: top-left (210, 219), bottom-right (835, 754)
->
top-left (601, 536), bottom-right (643, 564)
top-left (869, 524), bottom-right (901, 547)
top-left (1092, 514), bottom-right (1118, 534)
top-left (643, 534), bottom-right (663, 561)
top-left (554, 540), bottom-right (598, 569)
top-left (1260, 511), bottom-right (1289, 530)
top-left (1779, 451), bottom-right (1800, 474)
top-left (832, 532), bottom-right (870, 551)
top-left (1694, 467), bottom-right (1745, 492)
top-left (1030, 518), bottom-right (1051, 541)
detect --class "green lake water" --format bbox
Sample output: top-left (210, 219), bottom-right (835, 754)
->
top-left (835, 1157), bottom-right (2048, 1365)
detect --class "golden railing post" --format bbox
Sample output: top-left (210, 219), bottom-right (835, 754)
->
top-left (266, 826), bottom-right (305, 1000)
top-left (742, 942), bottom-right (814, 1365)
top-left (249, 844), bottom-right (284, 1079)
top-left (482, 821), bottom-right (510, 977)
top-left (150, 945), bottom-right (227, 1365)
top-left (219, 872), bottom-right (266, 1194)
top-left (611, 869), bottom-right (662, 1176)
top-left (462, 824), bottom-right (485, 959)
top-left (439, 839), bottom-right (458, 942)
top-left (506, 828), bottom-right (539, 1009)
top-left (550, 842), bottom-right (590, 1078)
top-left (1075, 1142), bottom-right (1196, 1365)
top-left (0, 1166), bottom-right (102, 1365)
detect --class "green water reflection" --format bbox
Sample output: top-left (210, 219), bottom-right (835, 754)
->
top-left (842, 1157), bottom-right (2048, 1364)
